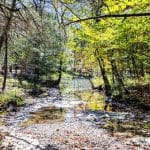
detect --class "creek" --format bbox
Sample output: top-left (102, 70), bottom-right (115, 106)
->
top-left (0, 76), bottom-right (150, 149)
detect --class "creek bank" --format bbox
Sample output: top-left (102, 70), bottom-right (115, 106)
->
top-left (75, 89), bottom-right (150, 137)
top-left (0, 88), bottom-right (61, 128)
top-left (112, 84), bottom-right (150, 112)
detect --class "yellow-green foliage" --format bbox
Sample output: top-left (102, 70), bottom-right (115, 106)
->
top-left (41, 73), bottom-right (60, 81)
top-left (125, 74), bottom-right (150, 86)
top-left (92, 77), bottom-right (104, 88)
top-left (0, 88), bottom-right (24, 106)
top-left (0, 76), bottom-right (16, 87)
top-left (77, 91), bottom-right (106, 111)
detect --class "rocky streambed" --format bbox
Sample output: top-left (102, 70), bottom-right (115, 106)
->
top-left (0, 78), bottom-right (150, 149)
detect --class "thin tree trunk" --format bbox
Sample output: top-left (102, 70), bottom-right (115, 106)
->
top-left (131, 56), bottom-right (139, 78)
top-left (0, 0), bottom-right (16, 52)
top-left (97, 57), bottom-right (112, 96)
top-left (107, 49), bottom-right (129, 94)
top-left (2, 35), bottom-right (8, 91)
top-left (57, 58), bottom-right (63, 85)
top-left (140, 61), bottom-right (145, 77)
top-left (18, 67), bottom-right (23, 86)
top-left (111, 60), bottom-right (129, 94)
top-left (89, 78), bottom-right (95, 89)
top-left (94, 49), bottom-right (111, 96)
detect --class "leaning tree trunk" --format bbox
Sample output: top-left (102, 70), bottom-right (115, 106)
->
top-left (107, 49), bottom-right (130, 95)
top-left (94, 49), bottom-right (111, 96)
top-left (89, 78), bottom-right (95, 89)
top-left (2, 35), bottom-right (8, 91)
top-left (110, 59), bottom-right (129, 94)
top-left (97, 57), bottom-right (112, 96)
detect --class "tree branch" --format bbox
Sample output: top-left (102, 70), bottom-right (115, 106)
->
top-left (0, 3), bottom-right (19, 12)
top-left (65, 12), bottom-right (150, 25)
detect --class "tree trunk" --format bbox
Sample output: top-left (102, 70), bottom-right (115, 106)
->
top-left (140, 61), bottom-right (145, 77)
top-left (97, 57), bottom-right (112, 96)
top-left (57, 58), bottom-right (63, 85)
top-left (94, 49), bottom-right (111, 96)
top-left (110, 59), bottom-right (129, 94)
top-left (2, 35), bottom-right (8, 91)
top-left (0, 0), bottom-right (16, 52)
top-left (18, 67), bottom-right (23, 86)
top-left (89, 78), bottom-right (95, 89)
top-left (131, 56), bottom-right (139, 78)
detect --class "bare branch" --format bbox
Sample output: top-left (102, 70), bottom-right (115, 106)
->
top-left (65, 13), bottom-right (150, 25)
top-left (0, 3), bottom-right (19, 12)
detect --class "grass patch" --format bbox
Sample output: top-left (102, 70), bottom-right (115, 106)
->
top-left (41, 72), bottom-right (60, 81)
top-left (0, 88), bottom-right (25, 107)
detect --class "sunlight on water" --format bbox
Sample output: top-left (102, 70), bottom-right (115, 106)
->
top-left (60, 76), bottom-right (113, 111)
top-left (77, 91), bottom-right (112, 111)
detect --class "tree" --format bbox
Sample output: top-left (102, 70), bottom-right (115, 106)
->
top-left (66, 0), bottom-right (150, 97)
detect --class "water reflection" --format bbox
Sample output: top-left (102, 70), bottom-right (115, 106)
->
top-left (60, 76), bottom-right (113, 112)
top-left (76, 90), bottom-right (112, 111)
top-left (22, 106), bottom-right (66, 126)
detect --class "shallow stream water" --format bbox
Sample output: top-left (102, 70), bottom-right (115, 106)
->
top-left (0, 76), bottom-right (150, 137)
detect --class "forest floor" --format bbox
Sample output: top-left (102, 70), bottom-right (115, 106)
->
top-left (0, 87), bottom-right (150, 150)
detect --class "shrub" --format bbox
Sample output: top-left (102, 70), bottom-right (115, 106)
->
top-left (0, 88), bottom-right (24, 107)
